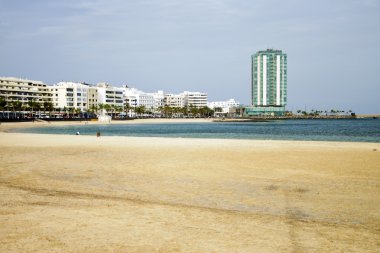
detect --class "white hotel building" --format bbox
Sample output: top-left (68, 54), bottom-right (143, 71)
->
top-left (181, 91), bottom-right (208, 108)
top-left (123, 87), bottom-right (156, 110)
top-left (96, 82), bottom-right (124, 108)
top-left (50, 82), bottom-right (89, 111)
top-left (0, 77), bottom-right (52, 107)
top-left (164, 93), bottom-right (185, 108)
top-left (151, 90), bottom-right (165, 112)
top-left (208, 99), bottom-right (240, 114)
top-left (122, 88), bottom-right (165, 116)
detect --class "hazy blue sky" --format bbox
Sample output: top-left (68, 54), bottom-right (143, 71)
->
top-left (1, 0), bottom-right (379, 113)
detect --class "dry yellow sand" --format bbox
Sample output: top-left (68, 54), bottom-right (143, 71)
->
top-left (0, 120), bottom-right (379, 252)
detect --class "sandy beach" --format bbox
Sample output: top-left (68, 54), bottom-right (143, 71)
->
top-left (0, 120), bottom-right (379, 252)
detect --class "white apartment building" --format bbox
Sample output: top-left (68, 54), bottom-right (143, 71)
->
top-left (208, 98), bottom-right (240, 113)
top-left (0, 77), bottom-right (52, 107)
top-left (137, 92), bottom-right (155, 112)
top-left (123, 87), bottom-right (152, 109)
top-left (150, 90), bottom-right (165, 112)
top-left (124, 94), bottom-right (137, 117)
top-left (122, 87), bottom-right (167, 113)
top-left (96, 82), bottom-right (124, 108)
top-left (164, 93), bottom-right (185, 108)
top-left (124, 94), bottom-right (138, 107)
top-left (49, 82), bottom-right (89, 112)
top-left (181, 91), bottom-right (208, 108)
top-left (208, 99), bottom-right (240, 113)
top-left (87, 86), bottom-right (98, 111)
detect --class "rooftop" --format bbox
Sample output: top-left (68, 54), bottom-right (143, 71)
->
top-left (254, 49), bottom-right (285, 55)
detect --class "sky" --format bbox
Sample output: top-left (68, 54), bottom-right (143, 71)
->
top-left (0, 0), bottom-right (379, 113)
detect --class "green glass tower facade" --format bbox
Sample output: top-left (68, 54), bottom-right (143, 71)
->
top-left (246, 49), bottom-right (287, 116)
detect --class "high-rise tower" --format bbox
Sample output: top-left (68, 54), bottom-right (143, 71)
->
top-left (246, 49), bottom-right (287, 116)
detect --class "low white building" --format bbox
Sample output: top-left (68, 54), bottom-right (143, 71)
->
top-left (123, 87), bottom-right (154, 110)
top-left (208, 99), bottom-right (240, 114)
top-left (122, 87), bottom-right (167, 117)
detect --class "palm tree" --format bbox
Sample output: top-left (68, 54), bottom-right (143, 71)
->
top-left (114, 105), bottom-right (123, 117)
top-left (68, 107), bottom-right (75, 118)
top-left (135, 105), bottom-right (146, 117)
top-left (75, 108), bottom-right (81, 118)
top-left (148, 106), bottom-right (154, 117)
top-left (189, 105), bottom-right (198, 117)
top-left (112, 105), bottom-right (123, 118)
top-left (35, 102), bottom-right (41, 117)
top-left (130, 105), bottom-right (136, 118)
top-left (89, 104), bottom-right (98, 117)
top-left (0, 97), bottom-right (7, 119)
top-left (63, 106), bottom-right (68, 118)
top-left (28, 99), bottom-right (37, 118)
top-left (98, 104), bottom-right (105, 115)
top-left (43, 101), bottom-right (54, 117)
top-left (104, 104), bottom-right (112, 116)
top-left (124, 103), bottom-right (131, 118)
top-left (9, 101), bottom-right (16, 118)
top-left (180, 106), bottom-right (188, 117)
top-left (205, 106), bottom-right (214, 117)
top-left (171, 106), bottom-right (178, 117)
top-left (43, 101), bottom-right (49, 114)
top-left (109, 104), bottom-right (115, 118)
top-left (163, 105), bottom-right (172, 118)
top-left (156, 106), bottom-right (164, 117)
top-left (198, 106), bottom-right (213, 118)
top-left (13, 101), bottom-right (23, 118)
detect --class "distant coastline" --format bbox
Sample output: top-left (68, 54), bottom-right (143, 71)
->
top-left (213, 114), bottom-right (379, 122)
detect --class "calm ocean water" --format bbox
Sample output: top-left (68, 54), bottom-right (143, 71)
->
top-left (12, 119), bottom-right (380, 142)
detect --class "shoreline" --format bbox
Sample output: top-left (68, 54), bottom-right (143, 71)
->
top-left (1, 118), bottom-right (379, 145)
top-left (0, 118), bottom-right (213, 132)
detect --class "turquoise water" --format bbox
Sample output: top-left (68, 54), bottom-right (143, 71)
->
top-left (12, 119), bottom-right (380, 142)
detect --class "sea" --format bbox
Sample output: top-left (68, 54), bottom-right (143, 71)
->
top-left (11, 119), bottom-right (380, 143)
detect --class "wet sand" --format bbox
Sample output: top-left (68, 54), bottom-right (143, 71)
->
top-left (0, 120), bottom-right (379, 252)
